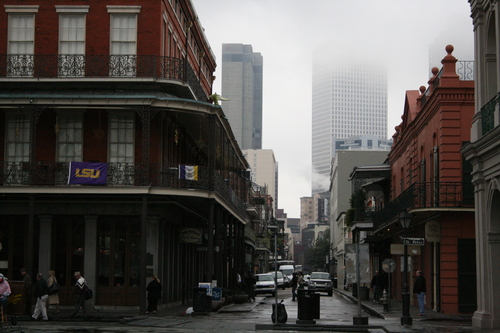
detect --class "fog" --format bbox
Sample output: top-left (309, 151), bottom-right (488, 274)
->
top-left (191, 0), bottom-right (474, 217)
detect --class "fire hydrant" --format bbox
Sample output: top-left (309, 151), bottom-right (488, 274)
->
top-left (380, 289), bottom-right (390, 312)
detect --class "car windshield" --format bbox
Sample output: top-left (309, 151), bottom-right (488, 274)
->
top-left (280, 269), bottom-right (293, 275)
top-left (273, 271), bottom-right (283, 278)
top-left (256, 275), bottom-right (273, 281)
top-left (310, 272), bottom-right (330, 280)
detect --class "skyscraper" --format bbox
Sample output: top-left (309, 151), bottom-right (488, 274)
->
top-left (312, 46), bottom-right (388, 193)
top-left (221, 43), bottom-right (263, 150)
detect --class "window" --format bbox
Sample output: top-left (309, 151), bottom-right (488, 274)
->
top-left (5, 112), bottom-right (30, 162)
top-left (109, 112), bottom-right (134, 163)
top-left (56, 111), bottom-right (83, 162)
top-left (5, 6), bottom-right (39, 77)
top-left (56, 6), bottom-right (88, 77)
top-left (107, 6), bottom-right (141, 77)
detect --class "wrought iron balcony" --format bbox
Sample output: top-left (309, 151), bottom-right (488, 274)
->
top-left (372, 181), bottom-right (474, 231)
top-left (0, 161), bottom-right (246, 217)
top-left (480, 93), bottom-right (499, 137)
top-left (0, 54), bottom-right (207, 101)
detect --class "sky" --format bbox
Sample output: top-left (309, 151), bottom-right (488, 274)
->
top-left (191, 0), bottom-right (474, 218)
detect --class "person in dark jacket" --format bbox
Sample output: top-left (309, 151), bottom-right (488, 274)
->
top-left (70, 271), bottom-right (88, 319)
top-left (146, 275), bottom-right (162, 314)
top-left (291, 272), bottom-right (298, 301)
top-left (413, 270), bottom-right (426, 316)
top-left (32, 273), bottom-right (49, 321)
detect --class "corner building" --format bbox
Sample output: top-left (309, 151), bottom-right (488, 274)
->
top-left (0, 0), bottom-right (254, 313)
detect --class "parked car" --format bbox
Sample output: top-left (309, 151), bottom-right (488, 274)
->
top-left (307, 272), bottom-right (333, 296)
top-left (254, 273), bottom-right (276, 296)
top-left (272, 271), bottom-right (286, 290)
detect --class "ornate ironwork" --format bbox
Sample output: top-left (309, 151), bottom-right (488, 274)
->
top-left (456, 61), bottom-right (474, 81)
top-left (480, 93), bottom-right (499, 137)
top-left (372, 182), bottom-right (474, 231)
top-left (0, 161), bottom-right (247, 217)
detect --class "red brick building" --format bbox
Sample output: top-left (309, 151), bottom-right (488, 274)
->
top-left (370, 45), bottom-right (475, 315)
top-left (0, 0), bottom-right (258, 313)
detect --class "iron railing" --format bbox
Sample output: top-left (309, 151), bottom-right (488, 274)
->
top-left (0, 161), bottom-right (247, 217)
top-left (480, 93), bottom-right (499, 137)
top-left (372, 181), bottom-right (474, 231)
top-left (0, 54), bottom-right (207, 101)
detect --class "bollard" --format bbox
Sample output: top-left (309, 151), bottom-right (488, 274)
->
top-left (380, 289), bottom-right (390, 312)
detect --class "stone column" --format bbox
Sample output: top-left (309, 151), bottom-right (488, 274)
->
top-left (84, 215), bottom-right (98, 307)
top-left (38, 215), bottom-right (53, 276)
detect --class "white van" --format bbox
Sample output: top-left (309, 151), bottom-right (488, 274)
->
top-left (279, 265), bottom-right (295, 285)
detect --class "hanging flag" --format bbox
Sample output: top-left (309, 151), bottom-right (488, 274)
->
top-left (68, 162), bottom-right (108, 185)
top-left (179, 165), bottom-right (199, 181)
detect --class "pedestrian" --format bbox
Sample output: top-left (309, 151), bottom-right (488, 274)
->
top-left (297, 271), bottom-right (305, 289)
top-left (0, 273), bottom-right (11, 312)
top-left (370, 270), bottom-right (382, 302)
top-left (46, 270), bottom-right (60, 314)
top-left (413, 270), bottom-right (426, 316)
top-left (20, 268), bottom-right (32, 314)
top-left (32, 273), bottom-right (49, 321)
top-left (70, 271), bottom-right (87, 319)
top-left (290, 272), bottom-right (298, 301)
top-left (146, 275), bottom-right (162, 314)
top-left (244, 271), bottom-right (256, 302)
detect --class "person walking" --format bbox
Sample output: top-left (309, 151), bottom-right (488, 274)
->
top-left (413, 270), bottom-right (426, 316)
top-left (32, 273), bottom-right (49, 321)
top-left (20, 268), bottom-right (32, 315)
top-left (370, 270), bottom-right (382, 302)
top-left (46, 270), bottom-right (60, 314)
top-left (244, 272), bottom-right (256, 302)
top-left (70, 271), bottom-right (88, 319)
top-left (146, 275), bottom-right (162, 314)
top-left (290, 272), bottom-right (298, 301)
top-left (297, 271), bottom-right (305, 289)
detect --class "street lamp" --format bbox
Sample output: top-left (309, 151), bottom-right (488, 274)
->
top-left (399, 207), bottom-right (413, 326)
top-left (268, 224), bottom-right (279, 324)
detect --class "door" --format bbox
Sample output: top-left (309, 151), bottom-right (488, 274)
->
top-left (457, 238), bottom-right (476, 313)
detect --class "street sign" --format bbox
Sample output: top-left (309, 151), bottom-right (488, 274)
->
top-left (402, 237), bottom-right (425, 246)
top-left (382, 258), bottom-right (396, 273)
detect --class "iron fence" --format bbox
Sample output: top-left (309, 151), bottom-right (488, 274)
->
top-left (480, 93), bottom-right (499, 137)
top-left (0, 161), bottom-right (246, 217)
top-left (372, 181), bottom-right (474, 230)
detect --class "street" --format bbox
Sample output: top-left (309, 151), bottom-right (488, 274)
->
top-left (8, 288), bottom-right (486, 333)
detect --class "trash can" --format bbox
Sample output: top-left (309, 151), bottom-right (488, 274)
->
top-left (352, 283), bottom-right (358, 298)
top-left (359, 286), bottom-right (369, 300)
top-left (193, 287), bottom-right (212, 312)
top-left (333, 278), bottom-right (338, 289)
top-left (297, 289), bottom-right (320, 320)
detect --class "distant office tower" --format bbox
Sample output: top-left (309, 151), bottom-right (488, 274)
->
top-left (242, 149), bottom-right (277, 212)
top-left (221, 44), bottom-right (263, 150)
top-left (312, 46), bottom-right (388, 193)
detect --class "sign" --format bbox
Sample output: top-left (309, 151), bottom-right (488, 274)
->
top-left (402, 237), bottom-right (425, 246)
top-left (180, 228), bottom-right (203, 244)
top-left (425, 220), bottom-right (441, 242)
top-left (198, 282), bottom-right (212, 296)
top-left (212, 287), bottom-right (222, 301)
top-left (68, 162), bottom-right (108, 185)
top-left (390, 244), bottom-right (421, 255)
top-left (382, 258), bottom-right (396, 273)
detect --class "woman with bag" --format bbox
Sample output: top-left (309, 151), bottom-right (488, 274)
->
top-left (47, 270), bottom-right (60, 314)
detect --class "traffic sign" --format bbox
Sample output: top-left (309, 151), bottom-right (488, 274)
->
top-left (382, 258), bottom-right (396, 273)
top-left (402, 237), bottom-right (425, 246)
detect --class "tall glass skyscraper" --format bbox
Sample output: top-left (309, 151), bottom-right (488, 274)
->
top-left (312, 46), bottom-right (388, 193)
top-left (221, 43), bottom-right (263, 150)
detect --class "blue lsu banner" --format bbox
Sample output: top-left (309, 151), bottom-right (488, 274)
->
top-left (68, 162), bottom-right (108, 185)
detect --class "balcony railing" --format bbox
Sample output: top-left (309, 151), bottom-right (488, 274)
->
top-left (0, 54), bottom-right (207, 101)
top-left (0, 161), bottom-right (246, 217)
top-left (480, 93), bottom-right (499, 137)
top-left (372, 181), bottom-right (474, 230)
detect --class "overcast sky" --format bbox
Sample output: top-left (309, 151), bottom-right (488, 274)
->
top-left (191, 0), bottom-right (474, 218)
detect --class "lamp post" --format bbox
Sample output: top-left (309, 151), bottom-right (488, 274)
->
top-left (399, 207), bottom-right (413, 326)
top-left (268, 224), bottom-right (279, 324)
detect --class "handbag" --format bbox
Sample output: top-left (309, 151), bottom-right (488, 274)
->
top-left (49, 281), bottom-right (61, 295)
top-left (84, 287), bottom-right (93, 300)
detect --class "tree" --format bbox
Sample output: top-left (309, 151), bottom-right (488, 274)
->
top-left (304, 229), bottom-right (330, 271)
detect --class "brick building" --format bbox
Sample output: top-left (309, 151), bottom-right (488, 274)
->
top-left (369, 45), bottom-right (475, 315)
top-left (0, 0), bottom-right (257, 313)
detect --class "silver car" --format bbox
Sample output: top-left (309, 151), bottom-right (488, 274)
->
top-left (308, 272), bottom-right (333, 296)
top-left (254, 273), bottom-right (276, 296)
